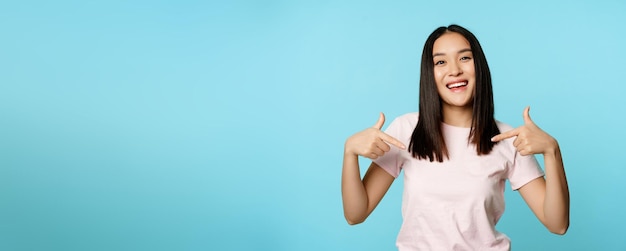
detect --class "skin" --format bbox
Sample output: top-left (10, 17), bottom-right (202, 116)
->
top-left (492, 107), bottom-right (570, 234)
top-left (341, 32), bottom-right (570, 235)
top-left (432, 32), bottom-right (476, 127)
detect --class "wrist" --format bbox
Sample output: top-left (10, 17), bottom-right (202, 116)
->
top-left (344, 141), bottom-right (357, 157)
top-left (543, 138), bottom-right (560, 156)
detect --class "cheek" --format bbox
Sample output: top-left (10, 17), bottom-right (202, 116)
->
top-left (464, 64), bottom-right (476, 76)
top-left (434, 69), bottom-right (445, 82)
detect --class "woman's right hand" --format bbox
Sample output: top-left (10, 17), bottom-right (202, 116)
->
top-left (344, 113), bottom-right (406, 159)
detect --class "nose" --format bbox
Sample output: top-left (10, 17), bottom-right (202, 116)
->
top-left (448, 61), bottom-right (463, 76)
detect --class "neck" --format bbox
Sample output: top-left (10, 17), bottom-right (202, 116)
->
top-left (442, 104), bottom-right (473, 128)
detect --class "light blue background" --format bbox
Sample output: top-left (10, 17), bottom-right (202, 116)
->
top-left (1, 1), bottom-right (624, 250)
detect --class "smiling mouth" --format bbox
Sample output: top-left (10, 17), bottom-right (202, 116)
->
top-left (446, 81), bottom-right (468, 89)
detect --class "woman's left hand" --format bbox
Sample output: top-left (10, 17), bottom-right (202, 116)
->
top-left (491, 106), bottom-right (558, 156)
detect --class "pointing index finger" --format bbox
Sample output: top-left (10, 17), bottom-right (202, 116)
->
top-left (379, 132), bottom-right (406, 149)
top-left (491, 128), bottom-right (520, 142)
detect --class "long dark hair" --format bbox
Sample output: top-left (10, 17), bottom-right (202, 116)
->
top-left (409, 24), bottom-right (500, 162)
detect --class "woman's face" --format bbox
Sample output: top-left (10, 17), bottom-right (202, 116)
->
top-left (432, 32), bottom-right (476, 110)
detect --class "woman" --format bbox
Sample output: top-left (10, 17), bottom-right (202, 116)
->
top-left (341, 24), bottom-right (569, 250)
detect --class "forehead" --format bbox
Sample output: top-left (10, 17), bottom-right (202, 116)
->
top-left (433, 32), bottom-right (471, 54)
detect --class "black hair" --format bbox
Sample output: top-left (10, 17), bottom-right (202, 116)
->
top-left (409, 24), bottom-right (500, 162)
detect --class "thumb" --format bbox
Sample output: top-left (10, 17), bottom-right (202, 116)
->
top-left (372, 112), bottom-right (385, 130)
top-left (523, 106), bottom-right (534, 125)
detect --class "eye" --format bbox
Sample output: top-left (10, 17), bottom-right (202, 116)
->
top-left (434, 60), bottom-right (445, 65)
top-left (460, 56), bottom-right (472, 61)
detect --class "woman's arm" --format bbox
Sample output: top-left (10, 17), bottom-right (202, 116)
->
top-left (518, 143), bottom-right (569, 234)
top-left (341, 113), bottom-right (405, 225)
top-left (491, 107), bottom-right (570, 234)
top-left (342, 160), bottom-right (395, 225)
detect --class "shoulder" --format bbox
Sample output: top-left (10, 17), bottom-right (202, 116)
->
top-left (388, 112), bottom-right (419, 129)
top-left (495, 119), bottom-right (514, 132)
top-left (494, 120), bottom-right (518, 154)
top-left (382, 112), bottom-right (418, 139)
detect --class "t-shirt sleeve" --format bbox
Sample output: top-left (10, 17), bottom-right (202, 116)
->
top-left (508, 151), bottom-right (545, 190)
top-left (372, 117), bottom-right (406, 178)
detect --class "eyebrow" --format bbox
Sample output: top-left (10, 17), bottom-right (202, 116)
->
top-left (433, 48), bottom-right (472, 57)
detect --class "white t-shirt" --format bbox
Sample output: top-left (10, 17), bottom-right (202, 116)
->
top-left (373, 113), bottom-right (544, 251)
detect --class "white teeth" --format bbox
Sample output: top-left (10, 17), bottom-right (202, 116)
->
top-left (447, 82), bottom-right (467, 89)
